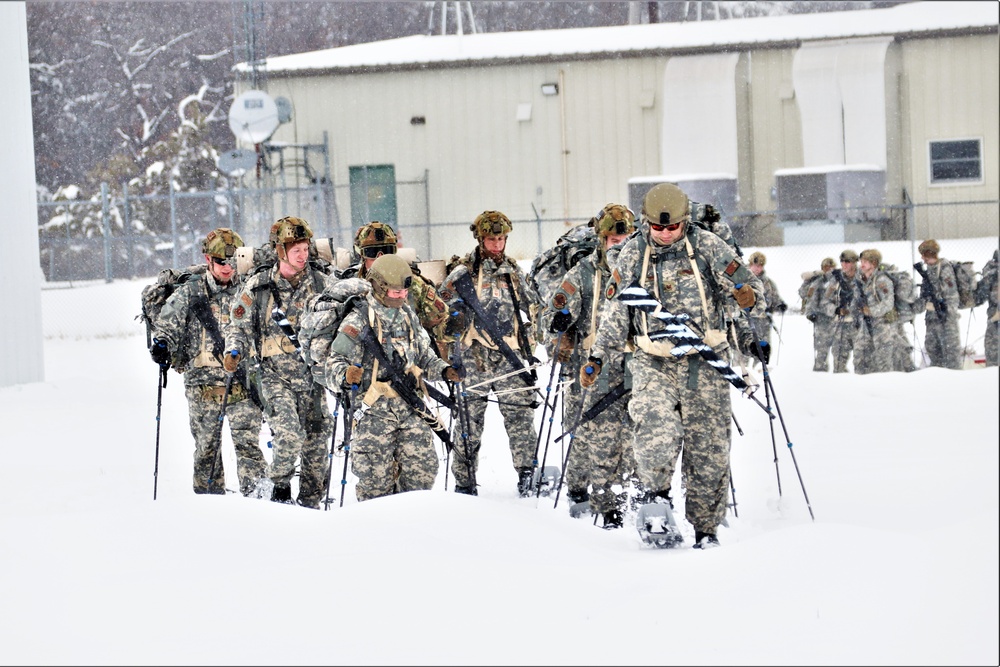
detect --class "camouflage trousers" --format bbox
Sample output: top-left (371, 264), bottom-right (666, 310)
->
top-left (450, 342), bottom-right (538, 489)
top-left (577, 386), bottom-right (636, 516)
top-left (184, 383), bottom-right (265, 495)
top-left (893, 322), bottom-right (916, 372)
top-left (811, 314), bottom-right (836, 372)
top-left (831, 317), bottom-right (858, 373)
top-left (261, 379), bottom-right (334, 508)
top-left (986, 320), bottom-right (999, 367)
top-left (628, 352), bottom-right (732, 535)
top-left (560, 374), bottom-right (587, 492)
top-left (923, 313), bottom-right (962, 369)
top-left (854, 319), bottom-right (896, 374)
top-left (350, 395), bottom-right (439, 502)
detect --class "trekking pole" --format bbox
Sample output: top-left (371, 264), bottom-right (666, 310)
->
top-left (339, 374), bottom-right (362, 508)
top-left (728, 469), bottom-right (739, 519)
top-left (152, 364), bottom-right (168, 500)
top-left (553, 384), bottom-right (591, 510)
top-left (963, 308), bottom-right (976, 365)
top-left (534, 380), bottom-right (568, 499)
top-left (450, 338), bottom-right (478, 493)
top-left (738, 299), bottom-right (815, 520)
top-left (207, 354), bottom-right (238, 494)
top-left (322, 396), bottom-right (341, 511)
top-left (530, 333), bottom-right (564, 494)
top-left (773, 310), bottom-right (785, 365)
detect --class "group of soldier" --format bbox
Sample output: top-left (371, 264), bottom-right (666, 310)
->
top-left (150, 181), bottom-right (994, 549)
top-left (798, 241), bottom-right (999, 374)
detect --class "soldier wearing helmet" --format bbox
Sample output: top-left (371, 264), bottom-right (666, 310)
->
top-left (438, 209), bottom-right (542, 497)
top-left (539, 203), bottom-right (638, 528)
top-left (852, 248), bottom-right (898, 374)
top-left (915, 239), bottom-right (962, 369)
top-left (744, 250), bottom-right (787, 363)
top-left (799, 257), bottom-right (841, 372)
top-left (323, 253), bottom-right (462, 502)
top-left (150, 227), bottom-right (267, 497)
top-left (339, 222), bottom-right (449, 354)
top-left (225, 215), bottom-right (338, 508)
top-left (825, 249), bottom-right (862, 372)
top-left (582, 183), bottom-right (765, 549)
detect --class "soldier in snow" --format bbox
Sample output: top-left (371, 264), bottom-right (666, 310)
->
top-left (853, 248), bottom-right (897, 375)
top-left (973, 249), bottom-right (999, 367)
top-left (914, 239), bottom-right (962, 369)
top-left (150, 228), bottom-right (267, 496)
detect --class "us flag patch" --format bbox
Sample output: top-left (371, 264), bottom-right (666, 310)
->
top-left (343, 324), bottom-right (359, 339)
top-left (560, 280), bottom-right (577, 295)
top-left (724, 260), bottom-right (739, 277)
top-left (241, 293), bottom-right (253, 306)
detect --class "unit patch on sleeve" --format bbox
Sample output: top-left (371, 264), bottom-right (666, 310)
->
top-left (233, 305), bottom-right (246, 319)
top-left (552, 293), bottom-right (567, 309)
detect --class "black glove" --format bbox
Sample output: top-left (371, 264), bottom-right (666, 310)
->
top-left (775, 303), bottom-right (788, 314)
top-left (806, 313), bottom-right (818, 323)
top-left (150, 338), bottom-right (170, 366)
top-left (751, 340), bottom-right (771, 365)
top-left (702, 204), bottom-right (721, 224)
top-left (550, 309), bottom-right (573, 333)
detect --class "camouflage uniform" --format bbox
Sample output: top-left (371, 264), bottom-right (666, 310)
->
top-left (853, 269), bottom-right (896, 374)
top-left (225, 262), bottom-right (337, 508)
top-left (749, 270), bottom-right (786, 348)
top-left (322, 294), bottom-right (449, 502)
top-left (154, 271), bottom-right (266, 495)
top-left (805, 270), bottom-right (841, 372)
top-left (542, 244), bottom-right (637, 517)
top-left (974, 250), bottom-right (999, 366)
top-left (829, 268), bottom-right (860, 373)
top-left (589, 224), bottom-right (765, 537)
top-left (916, 259), bottom-right (962, 369)
top-left (439, 246), bottom-right (541, 492)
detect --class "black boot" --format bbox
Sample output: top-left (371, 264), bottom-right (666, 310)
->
top-left (271, 483), bottom-right (292, 504)
top-left (601, 509), bottom-right (624, 530)
top-left (567, 487), bottom-right (590, 505)
top-left (693, 530), bottom-right (720, 549)
top-left (454, 484), bottom-right (478, 496)
top-left (639, 488), bottom-right (673, 509)
top-left (516, 467), bottom-right (534, 497)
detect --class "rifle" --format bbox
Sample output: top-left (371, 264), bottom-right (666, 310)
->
top-left (450, 270), bottom-right (537, 388)
top-left (354, 319), bottom-right (455, 449)
top-left (913, 262), bottom-right (948, 324)
top-left (190, 294), bottom-right (264, 411)
top-left (617, 281), bottom-right (768, 413)
top-left (553, 381), bottom-right (630, 443)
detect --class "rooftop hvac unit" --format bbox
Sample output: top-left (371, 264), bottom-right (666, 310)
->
top-left (774, 166), bottom-right (887, 244)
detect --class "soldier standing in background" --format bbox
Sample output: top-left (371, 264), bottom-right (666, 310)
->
top-left (224, 217), bottom-right (338, 508)
top-left (973, 249), bottom-right (999, 367)
top-left (914, 239), bottom-right (962, 369)
top-left (802, 257), bottom-right (837, 372)
top-left (746, 251), bottom-right (787, 364)
top-left (150, 228), bottom-right (267, 496)
top-left (831, 250), bottom-right (861, 373)
top-left (853, 249), bottom-right (896, 375)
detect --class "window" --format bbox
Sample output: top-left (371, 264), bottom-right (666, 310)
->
top-left (929, 139), bottom-right (982, 184)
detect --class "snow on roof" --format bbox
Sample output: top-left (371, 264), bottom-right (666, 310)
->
top-left (255, 1), bottom-right (998, 75)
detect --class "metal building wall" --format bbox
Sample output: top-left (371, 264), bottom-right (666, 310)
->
top-left (0, 2), bottom-right (44, 388)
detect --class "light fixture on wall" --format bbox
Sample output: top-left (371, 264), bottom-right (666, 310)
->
top-left (541, 83), bottom-right (559, 96)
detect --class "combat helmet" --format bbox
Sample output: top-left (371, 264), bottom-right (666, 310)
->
top-left (202, 228), bottom-right (244, 265)
top-left (860, 248), bottom-right (882, 266)
top-left (641, 183), bottom-right (690, 229)
top-left (368, 253), bottom-right (413, 308)
top-left (354, 221), bottom-right (398, 260)
top-left (593, 203), bottom-right (635, 238)
top-left (821, 257), bottom-right (836, 271)
top-left (918, 239), bottom-right (940, 257)
top-left (470, 210), bottom-right (513, 240)
top-left (748, 251), bottom-right (767, 266)
top-left (840, 249), bottom-right (859, 263)
top-left (269, 216), bottom-right (313, 249)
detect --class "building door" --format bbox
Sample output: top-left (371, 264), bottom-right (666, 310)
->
top-left (349, 165), bottom-right (397, 229)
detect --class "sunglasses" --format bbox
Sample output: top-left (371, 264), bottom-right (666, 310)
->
top-left (649, 221), bottom-right (684, 232)
top-left (210, 256), bottom-right (235, 267)
top-left (361, 245), bottom-right (396, 259)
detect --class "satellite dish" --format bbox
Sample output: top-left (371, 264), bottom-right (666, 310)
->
top-left (275, 96), bottom-right (293, 124)
top-left (228, 90), bottom-right (280, 144)
top-left (217, 148), bottom-right (258, 177)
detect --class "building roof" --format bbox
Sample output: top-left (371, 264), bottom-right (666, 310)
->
top-left (255, 1), bottom-right (998, 76)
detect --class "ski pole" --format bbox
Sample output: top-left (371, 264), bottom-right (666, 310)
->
top-left (207, 353), bottom-right (238, 494)
top-left (729, 468), bottom-right (739, 519)
top-left (322, 396), bottom-right (341, 511)
top-left (737, 300), bottom-right (815, 520)
top-left (153, 364), bottom-right (168, 500)
top-left (339, 372), bottom-right (362, 508)
top-left (530, 332), bottom-right (563, 495)
top-left (773, 310), bottom-right (785, 365)
top-left (450, 338), bottom-right (477, 493)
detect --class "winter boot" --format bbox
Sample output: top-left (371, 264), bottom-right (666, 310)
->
top-left (271, 482), bottom-right (293, 504)
top-left (601, 509), bottom-right (624, 530)
top-left (693, 530), bottom-right (720, 549)
top-left (516, 467), bottom-right (534, 497)
top-left (454, 485), bottom-right (478, 496)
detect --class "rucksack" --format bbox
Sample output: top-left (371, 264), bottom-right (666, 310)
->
top-left (527, 223), bottom-right (599, 306)
top-left (798, 270), bottom-right (825, 315)
top-left (951, 260), bottom-right (976, 309)
top-left (137, 264), bottom-right (207, 362)
top-left (879, 263), bottom-right (917, 322)
top-left (297, 277), bottom-right (372, 390)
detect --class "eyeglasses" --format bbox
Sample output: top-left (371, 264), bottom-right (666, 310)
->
top-left (210, 256), bottom-right (235, 267)
top-left (361, 245), bottom-right (396, 259)
top-left (649, 221), bottom-right (684, 232)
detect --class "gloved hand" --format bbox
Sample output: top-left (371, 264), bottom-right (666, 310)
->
top-left (550, 309), bottom-right (573, 333)
top-left (556, 335), bottom-right (575, 364)
top-left (345, 365), bottom-right (364, 388)
top-left (443, 366), bottom-right (464, 383)
top-left (150, 338), bottom-right (170, 366)
top-left (773, 303), bottom-right (788, 314)
top-left (732, 283), bottom-right (756, 309)
top-left (806, 313), bottom-right (818, 323)
top-left (862, 306), bottom-right (872, 316)
top-left (223, 350), bottom-right (240, 373)
top-left (837, 307), bottom-right (850, 317)
top-left (751, 341), bottom-right (770, 365)
top-left (702, 204), bottom-right (721, 224)
top-left (580, 357), bottom-right (602, 388)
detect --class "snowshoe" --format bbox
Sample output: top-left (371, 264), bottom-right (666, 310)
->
top-left (568, 500), bottom-right (591, 519)
top-left (636, 502), bottom-right (684, 549)
top-left (530, 465), bottom-right (560, 497)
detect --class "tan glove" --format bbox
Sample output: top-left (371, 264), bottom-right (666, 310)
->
top-left (557, 336), bottom-right (575, 364)
top-left (223, 351), bottom-right (240, 373)
top-left (579, 358), bottom-right (602, 388)
top-left (443, 366), bottom-right (464, 383)
top-left (862, 306), bottom-right (871, 316)
top-left (732, 284), bottom-right (756, 309)
top-left (345, 365), bottom-right (364, 388)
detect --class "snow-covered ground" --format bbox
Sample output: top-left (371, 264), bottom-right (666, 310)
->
top-left (1, 238), bottom-right (997, 665)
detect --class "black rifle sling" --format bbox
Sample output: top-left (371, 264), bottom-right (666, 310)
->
top-left (554, 381), bottom-right (630, 443)
top-left (501, 267), bottom-right (539, 385)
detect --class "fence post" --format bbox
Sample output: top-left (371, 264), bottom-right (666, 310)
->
top-left (101, 182), bottom-right (113, 283)
top-left (123, 182), bottom-right (134, 279)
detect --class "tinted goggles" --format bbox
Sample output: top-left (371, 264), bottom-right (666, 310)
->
top-left (360, 245), bottom-right (396, 259)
